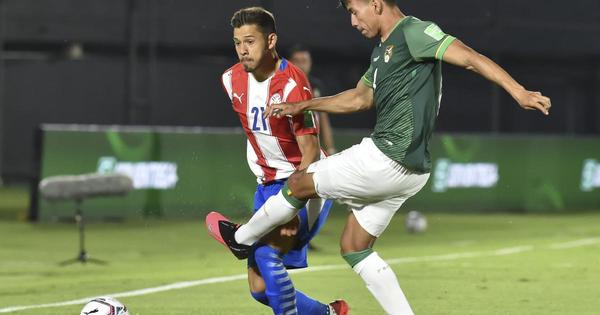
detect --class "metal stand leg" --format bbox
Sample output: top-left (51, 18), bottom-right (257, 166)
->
top-left (60, 199), bottom-right (107, 265)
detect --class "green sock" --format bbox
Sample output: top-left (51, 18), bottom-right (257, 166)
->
top-left (281, 181), bottom-right (307, 209)
top-left (342, 248), bottom-right (374, 268)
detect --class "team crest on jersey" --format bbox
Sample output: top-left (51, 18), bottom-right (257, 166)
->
top-left (384, 45), bottom-right (394, 63)
top-left (270, 93), bottom-right (282, 105)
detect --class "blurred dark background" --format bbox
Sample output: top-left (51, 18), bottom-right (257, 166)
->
top-left (0, 0), bottom-right (599, 183)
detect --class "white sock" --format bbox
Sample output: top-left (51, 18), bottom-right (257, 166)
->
top-left (234, 191), bottom-right (300, 245)
top-left (353, 252), bottom-right (414, 315)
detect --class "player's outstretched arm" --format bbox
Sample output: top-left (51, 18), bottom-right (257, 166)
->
top-left (296, 133), bottom-right (320, 170)
top-left (266, 80), bottom-right (374, 118)
top-left (442, 40), bottom-right (552, 115)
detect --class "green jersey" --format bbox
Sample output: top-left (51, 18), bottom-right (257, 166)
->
top-left (362, 16), bottom-right (455, 173)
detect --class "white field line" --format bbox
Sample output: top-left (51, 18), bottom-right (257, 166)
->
top-left (0, 241), bottom-right (591, 314)
top-left (549, 237), bottom-right (600, 249)
top-left (0, 274), bottom-right (249, 314)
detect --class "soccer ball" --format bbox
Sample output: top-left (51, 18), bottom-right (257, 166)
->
top-left (405, 211), bottom-right (427, 233)
top-left (80, 297), bottom-right (129, 315)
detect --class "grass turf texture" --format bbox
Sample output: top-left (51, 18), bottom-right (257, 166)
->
top-left (0, 185), bottom-right (29, 221)
top-left (1, 211), bottom-right (599, 314)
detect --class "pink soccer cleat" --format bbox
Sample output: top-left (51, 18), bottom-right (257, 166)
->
top-left (205, 211), bottom-right (251, 260)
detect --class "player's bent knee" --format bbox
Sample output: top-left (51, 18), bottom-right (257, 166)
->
top-left (340, 241), bottom-right (371, 255)
top-left (287, 170), bottom-right (316, 199)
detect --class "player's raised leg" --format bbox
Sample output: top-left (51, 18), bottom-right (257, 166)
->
top-left (238, 170), bottom-right (318, 243)
top-left (207, 171), bottom-right (318, 258)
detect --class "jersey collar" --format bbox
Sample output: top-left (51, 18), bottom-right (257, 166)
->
top-left (381, 16), bottom-right (410, 44)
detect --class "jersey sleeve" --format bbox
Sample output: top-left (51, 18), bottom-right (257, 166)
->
top-left (404, 20), bottom-right (456, 61)
top-left (285, 76), bottom-right (319, 136)
top-left (221, 69), bottom-right (233, 101)
top-left (361, 64), bottom-right (375, 89)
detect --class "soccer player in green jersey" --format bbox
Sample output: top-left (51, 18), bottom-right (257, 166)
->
top-left (207, 0), bottom-right (551, 314)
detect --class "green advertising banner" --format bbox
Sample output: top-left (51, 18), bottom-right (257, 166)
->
top-left (36, 125), bottom-right (257, 221)
top-left (406, 134), bottom-right (600, 213)
top-left (34, 125), bottom-right (600, 221)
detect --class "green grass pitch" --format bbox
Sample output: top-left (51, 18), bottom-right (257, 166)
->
top-left (1, 210), bottom-right (599, 314)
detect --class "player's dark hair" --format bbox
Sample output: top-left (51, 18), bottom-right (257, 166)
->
top-left (289, 44), bottom-right (311, 56)
top-left (339, 0), bottom-right (397, 10)
top-left (230, 7), bottom-right (276, 36)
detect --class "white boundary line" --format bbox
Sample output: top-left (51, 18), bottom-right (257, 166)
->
top-left (549, 237), bottom-right (600, 249)
top-left (0, 240), bottom-right (595, 314)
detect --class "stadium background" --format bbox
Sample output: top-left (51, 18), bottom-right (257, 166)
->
top-left (0, 0), bottom-right (599, 183)
top-left (0, 1), bottom-right (599, 314)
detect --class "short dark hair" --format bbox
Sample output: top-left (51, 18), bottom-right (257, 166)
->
top-left (289, 44), bottom-right (311, 57)
top-left (339, 0), bottom-right (397, 10)
top-left (230, 7), bottom-right (276, 36)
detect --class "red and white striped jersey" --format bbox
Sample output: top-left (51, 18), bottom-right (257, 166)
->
top-left (221, 59), bottom-right (320, 184)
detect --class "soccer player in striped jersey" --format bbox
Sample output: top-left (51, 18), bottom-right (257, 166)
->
top-left (206, 7), bottom-right (348, 315)
top-left (208, 1), bottom-right (551, 314)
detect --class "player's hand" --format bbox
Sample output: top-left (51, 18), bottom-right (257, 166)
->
top-left (264, 102), bottom-right (301, 119)
top-left (278, 219), bottom-right (299, 237)
top-left (515, 90), bottom-right (551, 115)
top-left (260, 216), bottom-right (299, 253)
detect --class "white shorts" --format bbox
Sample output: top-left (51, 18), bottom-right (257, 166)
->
top-left (306, 138), bottom-right (430, 237)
